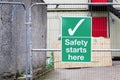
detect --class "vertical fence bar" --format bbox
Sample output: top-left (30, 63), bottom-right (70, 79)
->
top-left (29, 7), bottom-right (33, 80)
top-left (24, 8), bottom-right (28, 80)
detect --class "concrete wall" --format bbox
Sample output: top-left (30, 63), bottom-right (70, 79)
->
top-left (31, 1), bottom-right (47, 69)
top-left (0, 0), bottom-right (47, 79)
top-left (15, 0), bottom-right (47, 72)
top-left (0, 3), bottom-right (16, 79)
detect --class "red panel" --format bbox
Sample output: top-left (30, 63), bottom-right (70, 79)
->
top-left (91, 0), bottom-right (108, 2)
top-left (92, 17), bottom-right (108, 38)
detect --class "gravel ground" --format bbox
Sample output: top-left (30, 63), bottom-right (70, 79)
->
top-left (44, 61), bottom-right (120, 80)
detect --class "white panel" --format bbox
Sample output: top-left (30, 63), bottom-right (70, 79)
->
top-left (109, 13), bottom-right (120, 57)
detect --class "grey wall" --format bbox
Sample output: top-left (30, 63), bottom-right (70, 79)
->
top-left (32, 4), bottom-right (47, 69)
top-left (0, 3), bottom-right (17, 79)
top-left (15, 0), bottom-right (47, 72)
top-left (0, 0), bottom-right (47, 79)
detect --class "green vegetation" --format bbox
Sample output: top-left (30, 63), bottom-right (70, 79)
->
top-left (16, 70), bottom-right (24, 78)
top-left (46, 51), bottom-right (54, 68)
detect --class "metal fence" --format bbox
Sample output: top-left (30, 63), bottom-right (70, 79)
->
top-left (1, 1), bottom-right (120, 80)
top-left (28, 2), bottom-right (120, 80)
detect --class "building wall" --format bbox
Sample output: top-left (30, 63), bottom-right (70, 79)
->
top-left (110, 0), bottom-right (120, 57)
top-left (47, 11), bottom-right (120, 57)
top-left (31, 2), bottom-right (47, 69)
top-left (109, 13), bottom-right (120, 57)
top-left (46, 0), bottom-right (89, 57)
top-left (46, 0), bottom-right (120, 57)
top-left (47, 11), bottom-right (109, 53)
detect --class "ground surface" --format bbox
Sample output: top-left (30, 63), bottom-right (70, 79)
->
top-left (43, 61), bottom-right (120, 80)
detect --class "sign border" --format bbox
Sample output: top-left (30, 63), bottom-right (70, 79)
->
top-left (61, 16), bottom-right (92, 63)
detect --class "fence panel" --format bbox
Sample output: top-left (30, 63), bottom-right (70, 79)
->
top-left (29, 2), bottom-right (120, 80)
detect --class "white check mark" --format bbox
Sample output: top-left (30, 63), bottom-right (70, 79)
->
top-left (68, 19), bottom-right (85, 36)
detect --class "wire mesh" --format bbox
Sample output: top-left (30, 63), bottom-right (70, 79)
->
top-left (29, 2), bottom-right (120, 80)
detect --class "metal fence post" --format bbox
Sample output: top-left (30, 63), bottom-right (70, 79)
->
top-left (28, 6), bottom-right (33, 80)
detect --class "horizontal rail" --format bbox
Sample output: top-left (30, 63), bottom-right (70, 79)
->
top-left (32, 49), bottom-right (61, 52)
top-left (92, 49), bottom-right (120, 52)
top-left (32, 49), bottom-right (120, 52)
top-left (31, 2), bottom-right (120, 7)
